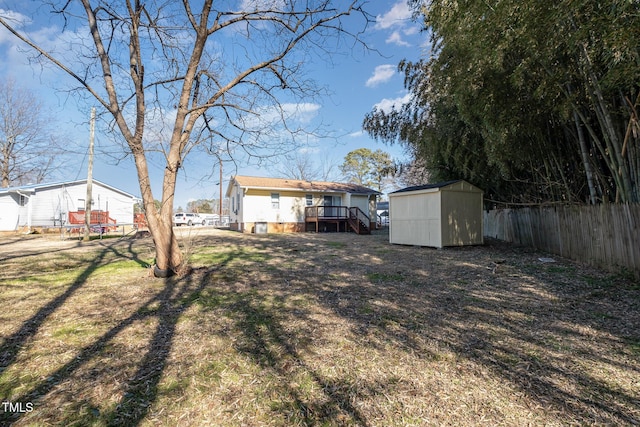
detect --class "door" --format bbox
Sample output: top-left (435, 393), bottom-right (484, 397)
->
top-left (323, 195), bottom-right (342, 217)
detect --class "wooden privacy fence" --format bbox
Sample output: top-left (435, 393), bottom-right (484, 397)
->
top-left (484, 205), bottom-right (640, 274)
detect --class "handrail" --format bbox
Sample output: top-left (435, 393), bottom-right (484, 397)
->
top-left (348, 206), bottom-right (371, 234)
top-left (304, 206), bottom-right (349, 219)
top-left (304, 205), bottom-right (371, 234)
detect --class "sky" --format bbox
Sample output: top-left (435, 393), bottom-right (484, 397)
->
top-left (0, 1), bottom-right (428, 209)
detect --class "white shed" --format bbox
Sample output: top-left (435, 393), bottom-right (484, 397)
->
top-left (389, 180), bottom-right (484, 248)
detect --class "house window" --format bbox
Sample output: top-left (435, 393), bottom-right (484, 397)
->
top-left (77, 198), bottom-right (94, 211)
top-left (271, 193), bottom-right (280, 209)
top-left (305, 194), bottom-right (313, 206)
top-left (19, 195), bottom-right (27, 206)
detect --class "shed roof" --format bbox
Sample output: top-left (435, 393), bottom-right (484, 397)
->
top-left (390, 180), bottom-right (482, 194)
top-left (229, 175), bottom-right (381, 195)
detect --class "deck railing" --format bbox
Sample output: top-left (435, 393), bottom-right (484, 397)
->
top-left (348, 207), bottom-right (372, 234)
top-left (305, 206), bottom-right (371, 234)
top-left (304, 206), bottom-right (349, 219)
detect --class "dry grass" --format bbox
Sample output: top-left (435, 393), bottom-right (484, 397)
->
top-left (0, 228), bottom-right (639, 426)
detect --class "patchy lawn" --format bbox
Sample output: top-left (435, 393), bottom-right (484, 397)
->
top-left (0, 228), bottom-right (638, 426)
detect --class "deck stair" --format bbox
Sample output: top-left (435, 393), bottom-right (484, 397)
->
top-left (304, 206), bottom-right (371, 234)
top-left (347, 207), bottom-right (371, 234)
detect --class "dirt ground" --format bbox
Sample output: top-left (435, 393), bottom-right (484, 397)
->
top-left (1, 227), bottom-right (639, 426)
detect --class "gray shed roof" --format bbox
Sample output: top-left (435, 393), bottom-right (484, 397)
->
top-left (390, 180), bottom-right (463, 194)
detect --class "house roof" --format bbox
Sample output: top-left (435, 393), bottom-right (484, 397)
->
top-left (390, 179), bottom-right (482, 194)
top-left (0, 179), bottom-right (139, 199)
top-left (229, 175), bottom-right (381, 195)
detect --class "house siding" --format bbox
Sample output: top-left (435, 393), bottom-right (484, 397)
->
top-left (350, 194), bottom-right (374, 220)
top-left (0, 194), bottom-right (20, 231)
top-left (243, 189), bottom-right (308, 224)
top-left (0, 180), bottom-right (137, 231)
top-left (226, 176), bottom-right (380, 234)
top-left (240, 189), bottom-right (334, 233)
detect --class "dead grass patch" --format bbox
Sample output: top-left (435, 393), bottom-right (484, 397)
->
top-left (0, 229), bottom-right (638, 426)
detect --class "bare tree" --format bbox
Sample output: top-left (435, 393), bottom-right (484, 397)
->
top-left (397, 150), bottom-right (431, 188)
top-left (277, 151), bottom-right (322, 181)
top-left (276, 150), bottom-right (339, 182)
top-left (0, 79), bottom-right (61, 187)
top-left (0, 1), bottom-right (371, 276)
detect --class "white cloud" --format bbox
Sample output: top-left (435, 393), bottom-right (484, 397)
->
top-left (373, 2), bottom-right (423, 47)
top-left (348, 130), bottom-right (364, 138)
top-left (373, 93), bottom-right (412, 114)
top-left (386, 31), bottom-right (410, 47)
top-left (404, 26), bottom-right (419, 36)
top-left (239, 0), bottom-right (286, 12)
top-left (240, 102), bottom-right (321, 134)
top-left (298, 146), bottom-right (320, 154)
top-left (279, 102), bottom-right (321, 124)
top-left (365, 64), bottom-right (396, 88)
top-left (0, 9), bottom-right (30, 44)
top-left (374, 1), bottom-right (412, 30)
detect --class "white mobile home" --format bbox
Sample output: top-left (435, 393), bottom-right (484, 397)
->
top-left (389, 180), bottom-right (483, 248)
top-left (0, 179), bottom-right (138, 232)
top-left (226, 175), bottom-right (380, 234)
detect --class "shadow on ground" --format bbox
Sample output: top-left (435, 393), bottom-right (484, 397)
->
top-left (1, 229), bottom-right (638, 425)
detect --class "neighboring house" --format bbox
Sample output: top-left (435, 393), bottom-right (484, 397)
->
top-left (389, 180), bottom-right (484, 248)
top-left (0, 179), bottom-right (139, 232)
top-left (376, 201), bottom-right (389, 227)
top-left (226, 175), bottom-right (380, 234)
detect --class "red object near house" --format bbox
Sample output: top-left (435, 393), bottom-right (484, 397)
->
top-left (68, 210), bottom-right (117, 232)
top-left (134, 213), bottom-right (147, 229)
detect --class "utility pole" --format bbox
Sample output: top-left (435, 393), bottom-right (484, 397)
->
top-left (84, 107), bottom-right (95, 241)
top-left (219, 157), bottom-right (223, 222)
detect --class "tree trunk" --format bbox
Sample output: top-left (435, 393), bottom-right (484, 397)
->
top-left (147, 211), bottom-right (183, 277)
top-left (579, 41), bottom-right (634, 202)
top-left (131, 145), bottom-right (183, 276)
top-left (573, 110), bottom-right (598, 204)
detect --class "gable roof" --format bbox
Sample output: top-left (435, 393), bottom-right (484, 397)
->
top-left (230, 175), bottom-right (380, 195)
top-left (0, 179), bottom-right (138, 199)
top-left (390, 180), bottom-right (482, 194)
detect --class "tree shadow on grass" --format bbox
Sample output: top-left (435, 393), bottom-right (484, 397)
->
top-left (0, 241), bottom-right (113, 387)
top-left (341, 240), bottom-right (639, 424)
top-left (0, 241), bottom-right (84, 264)
top-left (229, 295), bottom-right (373, 426)
top-left (238, 231), bottom-right (640, 425)
top-left (0, 239), bottom-right (240, 426)
top-left (2, 230), bottom-right (638, 425)
top-left (0, 238), bottom-right (153, 386)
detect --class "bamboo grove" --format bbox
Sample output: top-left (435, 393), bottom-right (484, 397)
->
top-left (364, 0), bottom-right (640, 205)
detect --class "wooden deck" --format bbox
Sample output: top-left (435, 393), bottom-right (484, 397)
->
top-left (304, 206), bottom-right (372, 234)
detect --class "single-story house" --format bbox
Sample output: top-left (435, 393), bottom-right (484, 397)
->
top-left (388, 180), bottom-right (484, 248)
top-left (226, 175), bottom-right (380, 234)
top-left (0, 179), bottom-right (139, 232)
